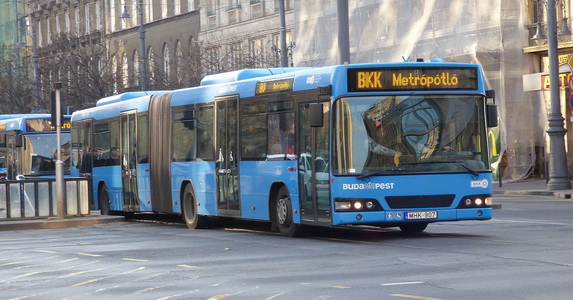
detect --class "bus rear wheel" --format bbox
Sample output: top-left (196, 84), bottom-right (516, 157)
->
top-left (98, 184), bottom-right (110, 215)
top-left (399, 222), bottom-right (428, 233)
top-left (182, 184), bottom-right (208, 229)
top-left (275, 186), bottom-right (304, 237)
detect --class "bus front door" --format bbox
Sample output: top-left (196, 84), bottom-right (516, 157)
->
top-left (216, 97), bottom-right (240, 216)
top-left (299, 101), bottom-right (331, 223)
top-left (120, 111), bottom-right (139, 212)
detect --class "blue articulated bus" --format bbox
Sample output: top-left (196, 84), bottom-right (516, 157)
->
top-left (0, 114), bottom-right (71, 180)
top-left (71, 62), bottom-right (497, 236)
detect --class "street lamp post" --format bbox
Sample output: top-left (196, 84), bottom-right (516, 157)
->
top-left (137, 0), bottom-right (147, 91)
top-left (546, 0), bottom-right (572, 190)
top-left (122, 0), bottom-right (147, 91)
top-left (31, 17), bottom-right (40, 112)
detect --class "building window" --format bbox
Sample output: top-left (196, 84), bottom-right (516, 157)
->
top-left (74, 6), bottom-right (80, 36)
top-left (85, 4), bottom-right (91, 33)
top-left (37, 19), bottom-right (42, 47)
top-left (163, 44), bottom-right (170, 80)
top-left (162, 0), bottom-right (168, 18)
top-left (55, 13), bottom-right (60, 35)
top-left (175, 40), bottom-right (182, 81)
top-left (249, 37), bottom-right (265, 68)
top-left (109, 1), bottom-right (115, 32)
top-left (133, 50), bottom-right (139, 86)
top-left (188, 0), bottom-right (196, 11)
top-left (64, 9), bottom-right (70, 34)
top-left (46, 17), bottom-right (51, 44)
top-left (122, 53), bottom-right (128, 88)
top-left (95, 0), bottom-right (102, 30)
top-left (175, 0), bottom-right (181, 15)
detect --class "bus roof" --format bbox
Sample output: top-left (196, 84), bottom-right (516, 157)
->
top-left (200, 68), bottom-right (311, 86)
top-left (96, 91), bottom-right (169, 106)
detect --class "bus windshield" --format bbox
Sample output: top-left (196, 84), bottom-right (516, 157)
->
top-left (333, 95), bottom-right (488, 176)
top-left (23, 133), bottom-right (71, 175)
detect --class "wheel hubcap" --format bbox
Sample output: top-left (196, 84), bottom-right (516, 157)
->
top-left (277, 197), bottom-right (288, 225)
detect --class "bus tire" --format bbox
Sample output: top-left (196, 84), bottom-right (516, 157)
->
top-left (98, 184), bottom-right (110, 215)
top-left (275, 186), bottom-right (304, 237)
top-left (399, 222), bottom-right (428, 233)
top-left (182, 184), bottom-right (208, 229)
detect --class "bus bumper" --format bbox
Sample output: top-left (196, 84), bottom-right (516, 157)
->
top-left (332, 208), bottom-right (493, 226)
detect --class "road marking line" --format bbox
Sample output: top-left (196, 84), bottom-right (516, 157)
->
top-left (327, 285), bottom-right (351, 289)
top-left (122, 258), bottom-right (148, 262)
top-left (11, 271), bottom-right (42, 279)
top-left (178, 264), bottom-right (201, 269)
top-left (208, 292), bottom-right (243, 300)
top-left (390, 294), bottom-right (442, 300)
top-left (57, 258), bottom-right (79, 263)
top-left (37, 250), bottom-right (57, 253)
top-left (265, 292), bottom-right (286, 300)
top-left (73, 276), bottom-right (112, 287)
top-left (60, 268), bottom-right (106, 278)
top-left (382, 281), bottom-right (424, 286)
top-left (134, 286), bottom-right (160, 294)
top-left (76, 253), bottom-right (102, 257)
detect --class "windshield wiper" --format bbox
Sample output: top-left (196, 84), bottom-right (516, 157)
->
top-left (401, 160), bottom-right (479, 176)
top-left (356, 168), bottom-right (407, 180)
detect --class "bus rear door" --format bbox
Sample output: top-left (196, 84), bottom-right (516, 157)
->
top-left (120, 111), bottom-right (139, 211)
top-left (216, 96), bottom-right (240, 216)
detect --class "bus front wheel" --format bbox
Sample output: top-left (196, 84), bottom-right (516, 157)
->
top-left (275, 186), bottom-right (304, 237)
top-left (98, 184), bottom-right (110, 215)
top-left (399, 223), bottom-right (428, 233)
top-left (182, 184), bottom-right (208, 229)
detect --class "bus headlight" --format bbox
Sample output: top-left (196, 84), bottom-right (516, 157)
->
top-left (457, 195), bottom-right (492, 209)
top-left (334, 198), bottom-right (382, 211)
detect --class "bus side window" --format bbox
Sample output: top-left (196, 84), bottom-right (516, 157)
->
top-left (267, 112), bottom-right (295, 159)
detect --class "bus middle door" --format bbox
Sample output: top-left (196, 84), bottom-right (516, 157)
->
top-left (120, 111), bottom-right (139, 212)
top-left (216, 96), bottom-right (240, 216)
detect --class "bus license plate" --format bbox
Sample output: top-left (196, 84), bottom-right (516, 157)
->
top-left (407, 211), bottom-right (437, 220)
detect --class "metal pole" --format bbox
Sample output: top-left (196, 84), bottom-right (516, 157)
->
top-left (32, 18), bottom-right (40, 112)
top-left (337, 0), bottom-right (350, 64)
top-left (54, 83), bottom-right (65, 219)
top-left (278, 0), bottom-right (288, 68)
top-left (546, 0), bottom-right (572, 190)
top-left (138, 0), bottom-right (147, 91)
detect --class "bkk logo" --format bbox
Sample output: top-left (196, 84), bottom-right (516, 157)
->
top-left (470, 179), bottom-right (489, 188)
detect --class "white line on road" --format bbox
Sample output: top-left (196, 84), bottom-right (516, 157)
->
top-left (381, 281), bottom-right (424, 286)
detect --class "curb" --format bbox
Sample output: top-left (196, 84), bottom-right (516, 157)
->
top-left (494, 190), bottom-right (573, 199)
top-left (0, 215), bottom-right (124, 231)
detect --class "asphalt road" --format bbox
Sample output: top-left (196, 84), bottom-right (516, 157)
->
top-left (0, 194), bottom-right (572, 300)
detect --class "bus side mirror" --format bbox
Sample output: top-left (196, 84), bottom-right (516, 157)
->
top-left (309, 103), bottom-right (324, 127)
top-left (15, 135), bottom-right (23, 148)
top-left (487, 104), bottom-right (498, 128)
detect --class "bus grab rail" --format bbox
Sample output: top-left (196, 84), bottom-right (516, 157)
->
top-left (0, 177), bottom-right (89, 220)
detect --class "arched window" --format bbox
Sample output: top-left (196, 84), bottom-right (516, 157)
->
top-left (122, 53), bottom-right (128, 88)
top-left (133, 50), bottom-right (139, 86)
top-left (175, 40), bottom-right (182, 82)
top-left (163, 43), bottom-right (170, 81)
top-left (148, 46), bottom-right (155, 84)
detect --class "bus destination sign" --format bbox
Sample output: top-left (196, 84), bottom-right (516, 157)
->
top-left (26, 118), bottom-right (72, 132)
top-left (347, 67), bottom-right (478, 92)
top-left (255, 78), bottom-right (294, 95)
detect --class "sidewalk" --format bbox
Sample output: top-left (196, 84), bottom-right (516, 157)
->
top-left (0, 212), bottom-right (124, 231)
top-left (493, 179), bottom-right (573, 199)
